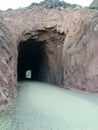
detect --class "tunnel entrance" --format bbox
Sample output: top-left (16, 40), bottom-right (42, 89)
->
top-left (17, 28), bottom-right (65, 86)
top-left (17, 38), bottom-right (47, 81)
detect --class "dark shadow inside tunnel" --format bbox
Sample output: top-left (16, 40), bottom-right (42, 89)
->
top-left (17, 38), bottom-right (47, 82)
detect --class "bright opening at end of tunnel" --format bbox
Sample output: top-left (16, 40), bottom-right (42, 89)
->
top-left (25, 70), bottom-right (32, 79)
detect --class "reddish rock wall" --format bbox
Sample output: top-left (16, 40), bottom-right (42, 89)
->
top-left (0, 8), bottom-right (98, 110)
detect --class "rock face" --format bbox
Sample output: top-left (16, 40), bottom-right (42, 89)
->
top-left (28, 0), bottom-right (81, 10)
top-left (90, 0), bottom-right (98, 9)
top-left (0, 8), bottom-right (98, 110)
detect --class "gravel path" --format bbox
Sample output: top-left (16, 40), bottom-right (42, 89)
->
top-left (0, 81), bottom-right (98, 130)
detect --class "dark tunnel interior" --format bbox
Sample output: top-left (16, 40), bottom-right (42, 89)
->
top-left (17, 38), bottom-right (47, 81)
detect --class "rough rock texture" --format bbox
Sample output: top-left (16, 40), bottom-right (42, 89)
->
top-left (90, 0), bottom-right (98, 8)
top-left (0, 8), bottom-right (98, 110)
top-left (0, 14), bottom-right (17, 111)
top-left (28, 0), bottom-right (81, 10)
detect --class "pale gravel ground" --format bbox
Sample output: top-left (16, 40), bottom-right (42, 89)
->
top-left (0, 81), bottom-right (98, 130)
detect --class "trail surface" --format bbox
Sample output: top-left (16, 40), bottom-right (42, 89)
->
top-left (0, 81), bottom-right (98, 130)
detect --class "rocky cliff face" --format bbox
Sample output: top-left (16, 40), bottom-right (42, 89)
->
top-left (0, 8), bottom-right (98, 110)
top-left (28, 0), bottom-right (81, 10)
top-left (90, 0), bottom-right (98, 9)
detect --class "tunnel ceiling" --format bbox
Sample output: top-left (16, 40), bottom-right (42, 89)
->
top-left (17, 27), bottom-right (65, 86)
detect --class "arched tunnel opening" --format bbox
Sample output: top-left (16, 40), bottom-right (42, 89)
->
top-left (17, 38), bottom-right (48, 82)
top-left (17, 28), bottom-right (65, 86)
